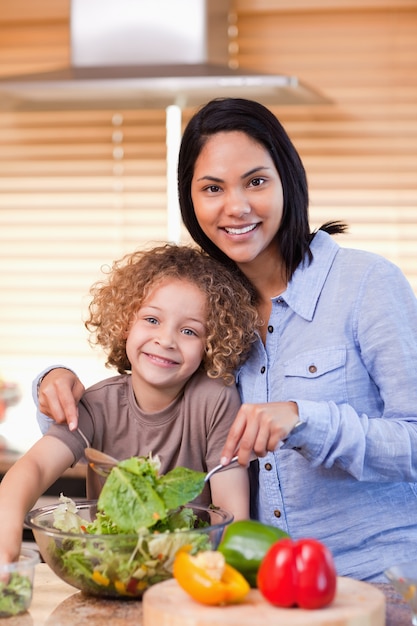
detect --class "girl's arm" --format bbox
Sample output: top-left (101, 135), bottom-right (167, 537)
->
top-left (210, 467), bottom-right (250, 521)
top-left (0, 436), bottom-right (74, 563)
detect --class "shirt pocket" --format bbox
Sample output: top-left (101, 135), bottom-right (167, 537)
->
top-left (282, 347), bottom-right (348, 402)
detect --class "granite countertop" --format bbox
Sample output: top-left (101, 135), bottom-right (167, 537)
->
top-left (13, 564), bottom-right (143, 626)
top-left (10, 564), bottom-right (412, 626)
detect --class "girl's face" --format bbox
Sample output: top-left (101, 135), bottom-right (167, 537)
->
top-left (126, 278), bottom-right (207, 410)
top-left (191, 131), bottom-right (284, 271)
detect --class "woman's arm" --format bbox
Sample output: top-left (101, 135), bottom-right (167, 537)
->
top-left (33, 367), bottom-right (85, 431)
top-left (0, 437), bottom-right (74, 563)
top-left (210, 467), bottom-right (250, 521)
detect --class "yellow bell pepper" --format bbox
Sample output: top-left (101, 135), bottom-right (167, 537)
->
top-left (173, 550), bottom-right (250, 606)
top-left (91, 570), bottom-right (110, 587)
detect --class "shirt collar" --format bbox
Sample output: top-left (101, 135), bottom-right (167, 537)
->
top-left (273, 230), bottom-right (340, 321)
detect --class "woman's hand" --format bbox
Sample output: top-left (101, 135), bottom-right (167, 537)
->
top-left (38, 368), bottom-right (85, 430)
top-left (221, 401), bottom-right (300, 467)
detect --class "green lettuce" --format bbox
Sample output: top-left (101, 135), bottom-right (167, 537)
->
top-left (97, 455), bottom-right (206, 533)
top-left (0, 572), bottom-right (32, 617)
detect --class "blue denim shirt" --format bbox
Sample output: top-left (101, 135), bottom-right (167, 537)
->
top-left (237, 230), bottom-right (417, 582)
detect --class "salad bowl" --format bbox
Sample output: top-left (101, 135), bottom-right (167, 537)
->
top-left (385, 561), bottom-right (417, 625)
top-left (25, 499), bottom-right (233, 599)
top-left (0, 548), bottom-right (40, 616)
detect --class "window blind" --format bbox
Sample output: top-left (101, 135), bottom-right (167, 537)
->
top-left (232, 1), bottom-right (417, 292)
top-left (0, 108), bottom-right (168, 450)
top-left (0, 0), bottom-right (416, 451)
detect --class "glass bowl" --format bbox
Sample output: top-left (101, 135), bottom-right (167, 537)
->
top-left (25, 500), bottom-right (232, 599)
top-left (385, 561), bottom-right (417, 625)
top-left (0, 548), bottom-right (40, 617)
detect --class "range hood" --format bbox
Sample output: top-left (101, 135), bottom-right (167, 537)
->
top-left (0, 0), bottom-right (329, 109)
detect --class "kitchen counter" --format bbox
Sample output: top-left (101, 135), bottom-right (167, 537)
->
top-left (14, 564), bottom-right (144, 626)
top-left (11, 564), bottom-right (413, 626)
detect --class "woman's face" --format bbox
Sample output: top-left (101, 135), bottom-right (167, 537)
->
top-left (191, 131), bottom-right (284, 271)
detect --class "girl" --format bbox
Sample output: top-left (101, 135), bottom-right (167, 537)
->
top-left (0, 243), bottom-right (259, 563)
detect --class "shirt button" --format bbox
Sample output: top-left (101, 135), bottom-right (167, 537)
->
top-left (308, 364), bottom-right (317, 374)
top-left (273, 510), bottom-right (281, 518)
top-left (260, 366), bottom-right (266, 374)
top-left (267, 325), bottom-right (273, 333)
top-left (264, 463), bottom-right (272, 471)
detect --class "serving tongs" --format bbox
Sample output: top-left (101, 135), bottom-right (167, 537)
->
top-left (75, 428), bottom-right (117, 477)
top-left (78, 428), bottom-right (239, 481)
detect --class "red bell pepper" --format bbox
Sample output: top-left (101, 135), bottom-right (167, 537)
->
top-left (257, 538), bottom-right (337, 610)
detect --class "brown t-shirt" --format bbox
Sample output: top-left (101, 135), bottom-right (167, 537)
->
top-left (46, 369), bottom-right (242, 505)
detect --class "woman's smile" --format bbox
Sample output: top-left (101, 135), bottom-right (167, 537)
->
top-left (191, 131), bottom-right (283, 269)
top-left (223, 223), bottom-right (260, 236)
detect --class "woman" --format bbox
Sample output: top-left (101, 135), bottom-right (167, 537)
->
top-left (35, 98), bottom-right (417, 582)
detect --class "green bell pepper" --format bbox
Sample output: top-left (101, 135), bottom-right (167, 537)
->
top-left (217, 519), bottom-right (290, 587)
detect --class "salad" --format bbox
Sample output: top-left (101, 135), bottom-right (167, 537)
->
top-left (0, 572), bottom-right (32, 617)
top-left (46, 455), bottom-right (213, 597)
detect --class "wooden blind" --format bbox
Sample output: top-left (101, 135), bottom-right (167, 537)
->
top-left (0, 106), bottom-right (168, 450)
top-left (231, 0), bottom-right (417, 292)
top-left (0, 107), bottom-right (168, 357)
top-left (0, 1), bottom-right (176, 451)
top-left (0, 0), bottom-right (416, 450)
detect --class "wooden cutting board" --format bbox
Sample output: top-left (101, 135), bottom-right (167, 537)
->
top-left (143, 577), bottom-right (386, 626)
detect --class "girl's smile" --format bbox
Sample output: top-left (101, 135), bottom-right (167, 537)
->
top-left (126, 278), bottom-right (206, 411)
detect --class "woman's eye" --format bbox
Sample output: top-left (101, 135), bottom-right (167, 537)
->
top-left (145, 317), bottom-right (158, 325)
top-left (249, 177), bottom-right (265, 188)
top-left (204, 184), bottom-right (221, 193)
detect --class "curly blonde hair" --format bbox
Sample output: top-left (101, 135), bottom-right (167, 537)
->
top-left (85, 244), bottom-right (260, 384)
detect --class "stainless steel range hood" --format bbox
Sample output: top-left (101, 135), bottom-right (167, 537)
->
top-left (0, 0), bottom-right (329, 109)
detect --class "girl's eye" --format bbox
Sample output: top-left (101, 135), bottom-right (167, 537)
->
top-left (145, 317), bottom-right (158, 325)
top-left (182, 328), bottom-right (197, 337)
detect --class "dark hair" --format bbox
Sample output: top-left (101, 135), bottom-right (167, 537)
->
top-left (178, 97), bottom-right (346, 282)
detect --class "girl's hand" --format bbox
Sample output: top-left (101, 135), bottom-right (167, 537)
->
top-left (0, 518), bottom-right (24, 567)
top-left (221, 401), bottom-right (300, 467)
top-left (38, 368), bottom-right (85, 430)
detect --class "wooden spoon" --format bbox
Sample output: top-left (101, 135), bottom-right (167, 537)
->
top-left (84, 447), bottom-right (119, 477)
